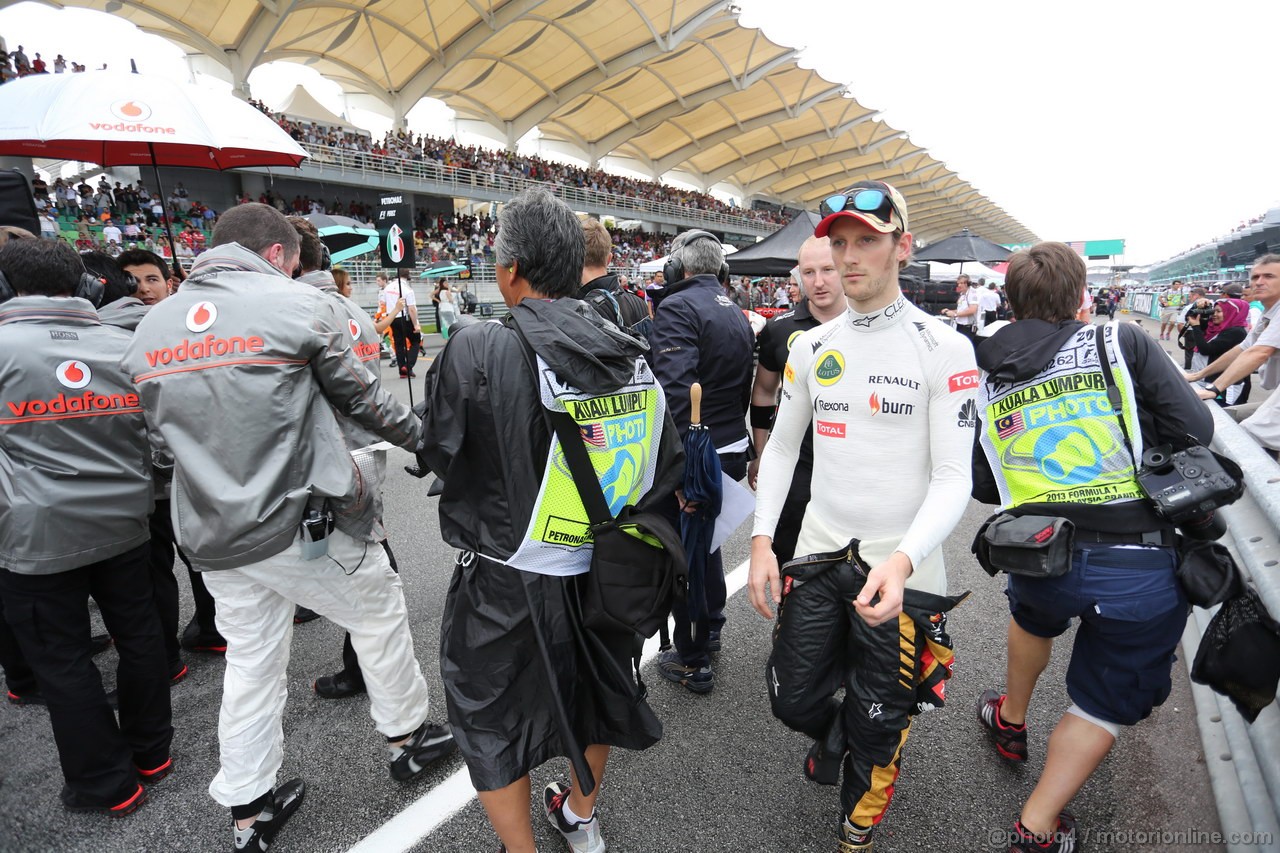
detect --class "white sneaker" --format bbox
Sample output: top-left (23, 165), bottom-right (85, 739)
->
top-left (544, 781), bottom-right (606, 853)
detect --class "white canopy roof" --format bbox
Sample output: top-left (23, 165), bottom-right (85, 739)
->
top-left (275, 85), bottom-right (366, 136)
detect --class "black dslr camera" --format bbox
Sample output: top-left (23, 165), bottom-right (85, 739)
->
top-left (1185, 301), bottom-right (1216, 325)
top-left (1137, 445), bottom-right (1243, 540)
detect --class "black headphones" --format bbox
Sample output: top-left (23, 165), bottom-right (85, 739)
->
top-left (663, 229), bottom-right (730, 286)
top-left (77, 271), bottom-right (105, 306)
top-left (0, 269), bottom-right (107, 307)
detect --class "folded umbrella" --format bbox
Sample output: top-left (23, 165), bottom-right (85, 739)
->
top-left (680, 382), bottom-right (723, 647)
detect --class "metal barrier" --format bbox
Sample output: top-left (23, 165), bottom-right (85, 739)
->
top-left (1187, 402), bottom-right (1280, 852)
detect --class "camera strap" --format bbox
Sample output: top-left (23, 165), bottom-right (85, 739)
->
top-left (1095, 326), bottom-right (1175, 546)
top-left (1093, 323), bottom-right (1139, 468)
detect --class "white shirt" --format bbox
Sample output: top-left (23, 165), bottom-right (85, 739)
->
top-left (955, 287), bottom-right (981, 327)
top-left (753, 295), bottom-right (978, 594)
top-left (1240, 300), bottom-right (1280, 390)
top-left (103, 224), bottom-right (122, 244)
top-left (380, 282), bottom-right (416, 319)
top-left (979, 289), bottom-right (1001, 314)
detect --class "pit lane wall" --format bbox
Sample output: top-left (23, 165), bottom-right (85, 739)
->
top-left (1188, 403), bottom-right (1280, 852)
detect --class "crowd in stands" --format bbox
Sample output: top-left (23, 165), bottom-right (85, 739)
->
top-left (1153, 207), bottom-right (1277, 270)
top-left (247, 100), bottom-right (793, 227)
top-left (32, 172), bottom-right (696, 278)
top-left (0, 43), bottom-right (94, 81)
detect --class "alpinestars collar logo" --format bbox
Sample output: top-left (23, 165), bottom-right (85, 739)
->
top-left (849, 295), bottom-right (907, 329)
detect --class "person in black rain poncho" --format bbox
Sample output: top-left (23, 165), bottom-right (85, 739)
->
top-left (416, 187), bottom-right (684, 853)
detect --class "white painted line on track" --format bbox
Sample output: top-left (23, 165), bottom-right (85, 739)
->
top-left (347, 557), bottom-right (752, 853)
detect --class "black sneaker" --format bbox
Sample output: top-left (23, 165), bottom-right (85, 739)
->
top-left (1008, 812), bottom-right (1078, 852)
top-left (90, 633), bottom-right (113, 656)
top-left (182, 619), bottom-right (227, 654)
top-left (62, 782), bottom-right (147, 817)
top-left (293, 606), bottom-right (320, 625)
top-left (837, 819), bottom-right (874, 852)
top-left (231, 778), bottom-right (306, 852)
top-left (706, 628), bottom-right (721, 653)
top-left (136, 757), bottom-right (174, 785)
top-left (313, 672), bottom-right (366, 700)
top-left (656, 648), bottom-right (714, 694)
top-left (977, 689), bottom-right (1027, 762)
top-left (6, 688), bottom-right (44, 706)
top-left (804, 715), bottom-right (845, 786)
top-left (388, 722), bottom-right (456, 782)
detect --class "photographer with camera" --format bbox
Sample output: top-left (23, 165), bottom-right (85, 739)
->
top-left (970, 242), bottom-right (1213, 853)
top-left (1182, 291), bottom-right (1251, 404)
top-left (1187, 257), bottom-right (1280, 453)
top-left (1174, 286), bottom-right (1208, 369)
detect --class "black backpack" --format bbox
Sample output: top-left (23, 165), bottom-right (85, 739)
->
top-left (583, 284), bottom-right (653, 347)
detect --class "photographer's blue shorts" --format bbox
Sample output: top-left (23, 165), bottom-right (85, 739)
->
top-left (1006, 545), bottom-right (1189, 727)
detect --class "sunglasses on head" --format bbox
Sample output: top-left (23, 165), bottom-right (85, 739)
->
top-left (819, 186), bottom-right (900, 226)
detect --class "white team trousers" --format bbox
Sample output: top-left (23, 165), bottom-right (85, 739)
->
top-left (203, 529), bottom-right (430, 808)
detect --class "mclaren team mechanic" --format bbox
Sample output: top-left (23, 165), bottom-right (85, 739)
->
top-left (971, 242), bottom-right (1213, 853)
top-left (122, 203), bottom-right (453, 853)
top-left (0, 236), bottom-right (172, 817)
top-left (286, 216), bottom-right (401, 701)
top-left (85, 250), bottom-right (192, 685)
top-left (746, 235), bottom-right (848, 565)
top-left (115, 248), bottom-right (227, 656)
top-left (416, 188), bottom-right (683, 853)
top-left (749, 181), bottom-right (976, 852)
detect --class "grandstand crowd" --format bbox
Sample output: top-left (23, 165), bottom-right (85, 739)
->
top-left (247, 99), bottom-right (793, 227)
top-left (30, 170), bottom-right (811, 299)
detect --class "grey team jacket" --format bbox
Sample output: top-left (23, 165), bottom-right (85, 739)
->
top-left (297, 269), bottom-right (390, 542)
top-left (0, 296), bottom-right (153, 574)
top-left (122, 244), bottom-right (423, 571)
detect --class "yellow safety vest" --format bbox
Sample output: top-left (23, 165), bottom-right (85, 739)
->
top-left (978, 323), bottom-right (1144, 509)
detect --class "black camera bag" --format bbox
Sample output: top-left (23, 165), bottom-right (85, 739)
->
top-left (972, 513), bottom-right (1075, 579)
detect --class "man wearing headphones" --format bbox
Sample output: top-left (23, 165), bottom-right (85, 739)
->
top-left (650, 229), bottom-right (755, 693)
top-left (0, 237), bottom-right (172, 815)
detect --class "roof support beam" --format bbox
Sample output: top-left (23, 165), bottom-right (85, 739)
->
top-left (651, 101), bottom-right (870, 176)
top-left (260, 49), bottom-right (394, 107)
top-left (507, 5), bottom-right (754, 140)
top-left (392, 0), bottom-right (553, 115)
top-left (105, 0), bottom-right (227, 65)
top-left (729, 130), bottom-right (907, 193)
top-left (565, 56), bottom-right (823, 161)
top-left (233, 0), bottom-right (297, 82)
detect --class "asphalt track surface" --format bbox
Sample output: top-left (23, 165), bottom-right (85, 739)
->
top-left (0, 324), bottom-right (1228, 853)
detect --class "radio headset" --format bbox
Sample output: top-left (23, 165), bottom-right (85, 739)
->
top-left (662, 229), bottom-right (729, 286)
top-left (0, 265), bottom-right (109, 307)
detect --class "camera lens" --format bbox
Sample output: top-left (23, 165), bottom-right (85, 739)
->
top-left (1181, 512), bottom-right (1227, 541)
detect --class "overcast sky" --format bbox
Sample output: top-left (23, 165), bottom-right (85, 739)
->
top-left (2, 0), bottom-right (1276, 264)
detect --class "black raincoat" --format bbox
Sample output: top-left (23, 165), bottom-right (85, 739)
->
top-left (420, 298), bottom-right (683, 793)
